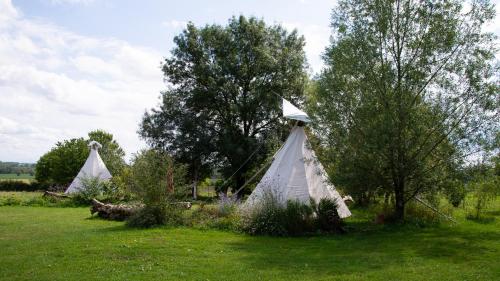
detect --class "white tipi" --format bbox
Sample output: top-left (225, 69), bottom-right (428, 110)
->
top-left (245, 99), bottom-right (351, 218)
top-left (65, 141), bottom-right (112, 194)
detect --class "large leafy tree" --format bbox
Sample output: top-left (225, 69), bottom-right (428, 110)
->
top-left (140, 16), bottom-right (308, 196)
top-left (35, 130), bottom-right (126, 186)
top-left (35, 138), bottom-right (87, 186)
top-left (311, 0), bottom-right (498, 219)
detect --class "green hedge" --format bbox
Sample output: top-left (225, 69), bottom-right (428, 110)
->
top-left (0, 181), bottom-right (45, 192)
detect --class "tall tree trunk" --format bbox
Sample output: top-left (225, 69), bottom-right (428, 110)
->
top-left (192, 167), bottom-right (198, 200)
top-left (394, 181), bottom-right (405, 221)
top-left (167, 164), bottom-right (174, 194)
top-left (234, 172), bottom-right (245, 199)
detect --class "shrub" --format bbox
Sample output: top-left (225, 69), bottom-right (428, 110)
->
top-left (217, 193), bottom-right (239, 217)
top-left (240, 192), bottom-right (315, 236)
top-left (126, 205), bottom-right (167, 228)
top-left (71, 176), bottom-right (120, 205)
top-left (126, 204), bottom-right (182, 228)
top-left (182, 196), bottom-right (241, 231)
top-left (185, 206), bottom-right (241, 231)
top-left (283, 200), bottom-right (314, 234)
top-left (123, 149), bottom-right (188, 228)
top-left (368, 196), bottom-right (454, 227)
top-left (241, 192), bottom-right (287, 236)
top-left (467, 176), bottom-right (499, 220)
top-left (444, 179), bottom-right (467, 207)
top-left (128, 149), bottom-right (187, 206)
top-left (404, 201), bottom-right (449, 226)
top-left (314, 198), bottom-right (345, 233)
top-left (0, 181), bottom-right (43, 192)
top-left (2, 196), bottom-right (22, 206)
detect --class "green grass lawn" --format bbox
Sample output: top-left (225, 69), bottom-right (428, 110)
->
top-left (0, 199), bottom-right (498, 281)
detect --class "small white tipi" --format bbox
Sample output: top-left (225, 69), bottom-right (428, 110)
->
top-left (245, 99), bottom-right (351, 218)
top-left (65, 141), bottom-right (112, 194)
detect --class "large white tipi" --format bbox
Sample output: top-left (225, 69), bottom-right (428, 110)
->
top-left (245, 98), bottom-right (351, 218)
top-left (65, 141), bottom-right (112, 194)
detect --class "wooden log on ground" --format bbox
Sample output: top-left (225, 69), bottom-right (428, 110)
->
top-left (90, 200), bottom-right (191, 221)
top-left (90, 199), bottom-right (137, 221)
top-left (43, 191), bottom-right (70, 199)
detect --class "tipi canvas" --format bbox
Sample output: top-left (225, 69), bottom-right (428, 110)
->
top-left (65, 141), bottom-right (112, 194)
top-left (245, 99), bottom-right (351, 218)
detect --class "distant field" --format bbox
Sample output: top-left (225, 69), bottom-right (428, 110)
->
top-left (0, 174), bottom-right (34, 183)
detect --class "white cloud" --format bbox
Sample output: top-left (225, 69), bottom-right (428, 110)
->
top-left (0, 0), bottom-right (17, 22)
top-left (162, 20), bottom-right (188, 29)
top-left (0, 0), bottom-right (164, 162)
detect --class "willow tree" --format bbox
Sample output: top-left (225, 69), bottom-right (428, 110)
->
top-left (140, 16), bottom-right (308, 196)
top-left (311, 0), bottom-right (498, 219)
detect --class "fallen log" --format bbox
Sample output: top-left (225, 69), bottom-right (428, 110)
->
top-left (90, 199), bottom-right (137, 221)
top-left (90, 199), bottom-right (192, 221)
top-left (43, 191), bottom-right (70, 199)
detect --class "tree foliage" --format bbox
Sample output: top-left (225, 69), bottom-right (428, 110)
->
top-left (35, 130), bottom-right (126, 186)
top-left (311, 0), bottom-right (499, 219)
top-left (139, 16), bottom-right (308, 195)
top-left (127, 149), bottom-right (188, 204)
top-left (35, 138), bottom-right (88, 186)
top-left (0, 162), bottom-right (35, 175)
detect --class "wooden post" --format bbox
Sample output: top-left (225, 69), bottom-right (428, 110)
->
top-left (167, 164), bottom-right (174, 194)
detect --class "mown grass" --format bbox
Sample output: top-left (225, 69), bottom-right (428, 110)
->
top-left (0, 197), bottom-right (498, 281)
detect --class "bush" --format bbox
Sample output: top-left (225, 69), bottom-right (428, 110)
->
top-left (123, 149), bottom-right (188, 228)
top-left (240, 192), bottom-right (315, 236)
top-left (314, 198), bottom-right (344, 233)
top-left (241, 192), bottom-right (286, 236)
top-left (71, 177), bottom-right (121, 205)
top-left (467, 176), bottom-right (499, 220)
top-left (217, 193), bottom-right (239, 217)
top-left (0, 181), bottom-right (44, 192)
top-left (366, 193), bottom-right (455, 227)
top-left (128, 149), bottom-right (187, 206)
top-left (2, 196), bottom-right (21, 206)
top-left (126, 204), bottom-right (182, 228)
top-left (182, 196), bottom-right (241, 231)
top-left (444, 179), bottom-right (467, 207)
top-left (283, 200), bottom-right (314, 234)
top-left (404, 201), bottom-right (453, 226)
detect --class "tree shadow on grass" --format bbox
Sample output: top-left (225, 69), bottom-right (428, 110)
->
top-left (224, 224), bottom-right (499, 278)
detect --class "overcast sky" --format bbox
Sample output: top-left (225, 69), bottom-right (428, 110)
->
top-left (0, 0), bottom-right (499, 163)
